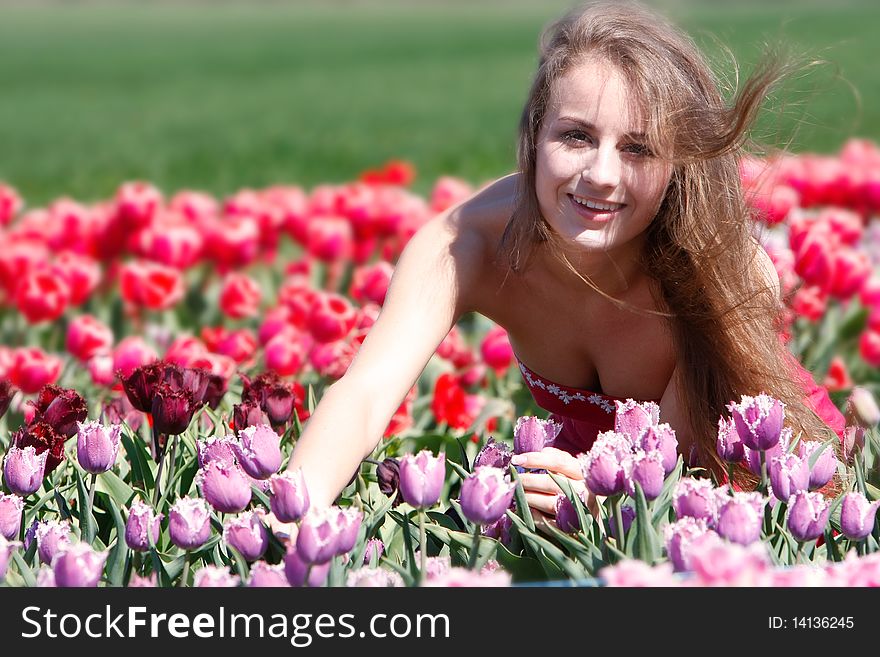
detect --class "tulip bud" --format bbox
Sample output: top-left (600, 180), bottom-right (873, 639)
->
top-left (35, 520), bottom-right (72, 565)
top-left (480, 326), bottom-right (513, 374)
top-left (151, 383), bottom-right (197, 436)
top-left (362, 538), bottom-right (385, 566)
top-left (768, 453), bottom-right (810, 502)
top-left (715, 492), bottom-right (765, 545)
top-left (844, 425), bottom-right (866, 462)
top-left (3, 445), bottom-right (48, 496)
top-left (296, 507), bottom-right (342, 565)
top-left (223, 510), bottom-right (269, 561)
top-left (284, 546), bottom-right (331, 587)
top-left (234, 424), bottom-right (282, 480)
top-left (847, 386), bottom-right (880, 428)
top-left (0, 493), bottom-right (24, 540)
top-left (398, 450), bottom-right (446, 509)
top-left (194, 565), bottom-right (240, 588)
top-left (786, 490), bottom-right (831, 542)
top-left (376, 458), bottom-right (400, 498)
top-left (513, 416), bottom-right (561, 455)
top-left (460, 466), bottom-right (515, 526)
top-left (840, 492), bottom-right (880, 541)
top-left (332, 507), bottom-right (362, 555)
top-left (76, 421), bottom-right (122, 474)
top-left (663, 517), bottom-right (711, 572)
top-left (672, 477), bottom-right (720, 524)
top-left (168, 497), bottom-right (212, 550)
top-left (473, 438), bottom-right (512, 471)
top-left (624, 450), bottom-right (666, 500)
top-left (306, 292), bottom-right (357, 343)
top-left (635, 423), bottom-right (678, 475)
top-left (614, 399), bottom-right (660, 439)
top-left (124, 500), bottom-right (163, 552)
top-left (53, 542), bottom-right (107, 587)
top-left (715, 416), bottom-right (744, 463)
top-left (198, 461), bottom-right (252, 514)
top-left (579, 432), bottom-right (630, 497)
top-left (269, 468), bottom-right (310, 523)
top-left (728, 394), bottom-right (785, 451)
top-left (0, 536), bottom-right (21, 581)
top-left (248, 561), bottom-right (290, 587)
top-left (796, 440), bottom-right (839, 490)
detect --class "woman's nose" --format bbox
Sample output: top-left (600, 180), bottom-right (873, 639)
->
top-left (582, 146), bottom-right (621, 189)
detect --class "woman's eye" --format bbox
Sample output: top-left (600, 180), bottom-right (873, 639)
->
top-left (561, 130), bottom-right (590, 144)
top-left (623, 143), bottom-right (652, 156)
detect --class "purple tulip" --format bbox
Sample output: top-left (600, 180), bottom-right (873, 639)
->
top-left (76, 420), bottom-right (122, 474)
top-left (796, 440), bottom-right (839, 490)
top-left (474, 438), bottom-right (513, 470)
top-left (362, 537), bottom-right (385, 565)
top-left (168, 496), bottom-right (212, 550)
top-left (624, 450), bottom-right (665, 500)
top-left (743, 428), bottom-right (792, 476)
top-left (716, 417), bottom-right (744, 463)
top-left (663, 517), bottom-right (711, 572)
top-left (197, 434), bottom-right (238, 468)
top-left (0, 536), bottom-right (21, 581)
top-left (346, 567), bottom-right (405, 588)
top-left (555, 494), bottom-right (583, 534)
top-left (728, 393), bottom-right (785, 451)
top-left (635, 423), bottom-right (678, 475)
top-left (840, 492), bottom-right (880, 541)
top-left (672, 477), bottom-right (724, 525)
top-left (0, 493), bottom-right (24, 540)
top-left (249, 561), bottom-right (290, 587)
top-left (194, 565), bottom-right (240, 587)
top-left (787, 490), bottom-right (831, 542)
top-left (687, 534), bottom-right (771, 586)
top-left (198, 460), bottom-right (252, 514)
top-left (459, 466), bottom-right (515, 526)
top-left (296, 507), bottom-right (342, 565)
top-left (284, 546), bottom-right (331, 587)
top-left (234, 424), bottom-right (282, 480)
top-left (332, 507), bottom-right (362, 555)
top-left (128, 573), bottom-right (158, 587)
top-left (579, 432), bottom-right (630, 497)
top-left (715, 492), bottom-right (765, 545)
top-left (36, 520), bottom-right (72, 565)
top-left (3, 445), bottom-right (48, 496)
top-left (481, 514), bottom-right (513, 546)
top-left (398, 450), bottom-right (446, 509)
top-left (768, 453), bottom-right (810, 502)
top-left (124, 500), bottom-right (163, 552)
top-left (223, 510), bottom-right (269, 561)
top-left (513, 416), bottom-right (561, 454)
top-left (269, 468), bottom-right (310, 523)
top-left (614, 399), bottom-right (660, 439)
top-left (53, 542), bottom-right (107, 587)
top-left (608, 504), bottom-right (636, 541)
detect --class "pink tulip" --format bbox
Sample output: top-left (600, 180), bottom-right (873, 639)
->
top-left (306, 215), bottom-right (353, 262)
top-left (0, 493), bottom-right (24, 540)
top-left (614, 399), bottom-right (660, 439)
top-left (9, 348), bottom-right (62, 394)
top-left (480, 326), bottom-right (513, 374)
top-left (112, 336), bottom-right (159, 379)
top-left (306, 292), bottom-right (357, 343)
top-left (14, 268), bottom-right (70, 324)
top-left (350, 261), bottom-right (393, 306)
top-left (219, 273), bottom-right (262, 319)
top-left (115, 181), bottom-right (162, 226)
top-left (194, 565), bottom-right (240, 588)
top-left (264, 331), bottom-right (307, 377)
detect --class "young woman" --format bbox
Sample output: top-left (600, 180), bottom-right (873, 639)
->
top-left (279, 1), bottom-right (844, 529)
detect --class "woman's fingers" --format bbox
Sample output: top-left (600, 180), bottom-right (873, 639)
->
top-left (524, 491), bottom-right (558, 516)
top-left (519, 472), bottom-right (561, 495)
top-left (511, 447), bottom-right (584, 479)
top-left (529, 507), bottom-right (559, 536)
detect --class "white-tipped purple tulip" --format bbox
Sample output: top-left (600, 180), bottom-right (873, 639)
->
top-left (223, 510), bottom-right (269, 561)
top-left (249, 561), bottom-right (290, 587)
top-left (715, 492), bottom-right (765, 545)
top-left (624, 450), bottom-right (665, 500)
top-left (608, 504), bottom-right (636, 541)
top-left (3, 445), bottom-right (48, 497)
top-left (768, 453), bottom-right (810, 502)
top-left (198, 460), bottom-right (252, 514)
top-left (197, 434), bottom-right (238, 468)
top-left (234, 424), bottom-right (282, 479)
top-left (716, 416), bottom-right (744, 463)
top-left (346, 567), bottom-right (405, 587)
top-left (743, 428), bottom-right (791, 476)
top-left (635, 423), bottom-right (678, 475)
top-left (0, 493), bottom-right (24, 540)
top-left (786, 490), bottom-right (831, 542)
top-left (398, 450), bottom-right (446, 509)
top-left (687, 534), bottom-right (771, 586)
top-left (284, 546), bottom-right (331, 587)
top-left (728, 393), bottom-right (785, 451)
top-left (555, 494), bottom-right (583, 534)
top-left (332, 507), bottom-right (363, 555)
top-left (513, 416), bottom-right (561, 454)
top-left (473, 438), bottom-right (513, 470)
top-left (128, 573), bottom-right (158, 587)
top-left (840, 492), bottom-right (880, 541)
top-left (36, 566), bottom-right (56, 587)
top-left (194, 565), bottom-right (240, 587)
top-left (663, 517), bottom-right (711, 572)
top-left (459, 466), bottom-right (515, 526)
top-left (362, 537), bottom-right (385, 565)
top-left (76, 420), bottom-right (122, 474)
top-left (579, 432), bottom-right (630, 497)
top-left (0, 536), bottom-right (21, 581)
top-left (296, 507), bottom-right (342, 565)
top-left (797, 440), bottom-right (839, 490)
top-left (124, 499), bottom-right (163, 552)
top-left (614, 399), bottom-right (660, 439)
top-left (269, 468), bottom-right (310, 523)
top-left (36, 520), bottom-right (72, 565)
top-left (672, 477), bottom-right (720, 524)
top-left (168, 496), bottom-right (212, 550)
top-left (53, 542), bottom-right (107, 587)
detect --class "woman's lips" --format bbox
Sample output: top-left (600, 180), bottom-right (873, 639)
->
top-left (567, 194), bottom-right (625, 221)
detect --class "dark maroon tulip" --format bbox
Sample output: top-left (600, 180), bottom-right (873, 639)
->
top-left (101, 394), bottom-right (143, 431)
top-left (240, 372), bottom-right (295, 428)
top-left (376, 458), bottom-right (400, 498)
top-left (120, 362), bottom-right (167, 412)
top-left (182, 367), bottom-right (211, 405)
top-left (30, 385), bottom-right (88, 438)
top-left (151, 384), bottom-right (197, 436)
top-left (0, 380), bottom-right (11, 420)
top-left (233, 401), bottom-right (271, 432)
top-left (12, 421), bottom-right (67, 475)
top-left (203, 374), bottom-right (227, 410)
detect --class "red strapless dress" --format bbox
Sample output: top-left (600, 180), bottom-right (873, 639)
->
top-left (515, 354), bottom-right (846, 458)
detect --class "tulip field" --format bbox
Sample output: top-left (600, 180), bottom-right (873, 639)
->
top-left (0, 132), bottom-right (879, 588)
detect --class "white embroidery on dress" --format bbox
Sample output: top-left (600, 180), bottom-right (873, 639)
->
top-left (519, 362), bottom-right (610, 411)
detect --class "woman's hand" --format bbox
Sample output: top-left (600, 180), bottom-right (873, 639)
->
top-left (510, 447), bottom-right (599, 532)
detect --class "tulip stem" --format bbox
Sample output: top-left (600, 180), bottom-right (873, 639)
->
top-left (165, 434), bottom-right (180, 501)
top-left (727, 462), bottom-right (735, 495)
top-left (795, 541), bottom-right (803, 565)
top-left (419, 510), bottom-right (427, 583)
top-left (467, 523), bottom-right (481, 571)
top-left (153, 440), bottom-right (167, 507)
top-left (179, 556), bottom-right (190, 587)
top-left (759, 451), bottom-right (768, 494)
top-left (611, 495), bottom-right (626, 554)
top-left (87, 473), bottom-right (97, 514)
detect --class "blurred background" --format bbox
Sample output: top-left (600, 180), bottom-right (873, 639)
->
top-left (0, 0), bottom-right (877, 205)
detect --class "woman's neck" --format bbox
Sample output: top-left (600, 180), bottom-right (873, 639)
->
top-left (535, 236), bottom-right (648, 299)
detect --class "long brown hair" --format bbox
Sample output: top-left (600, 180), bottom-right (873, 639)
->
top-left (498, 0), bottom-right (838, 487)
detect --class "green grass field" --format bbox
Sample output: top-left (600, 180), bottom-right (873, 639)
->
top-left (0, 0), bottom-right (877, 206)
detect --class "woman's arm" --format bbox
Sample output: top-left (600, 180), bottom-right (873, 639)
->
top-left (282, 196), bottom-right (488, 510)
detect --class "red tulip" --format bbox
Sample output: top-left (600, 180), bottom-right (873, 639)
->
top-left (66, 314), bottom-right (113, 361)
top-left (0, 183), bottom-right (22, 226)
top-left (9, 348), bottom-right (62, 394)
top-left (349, 261), bottom-right (393, 306)
top-left (119, 260), bottom-right (184, 311)
top-left (219, 273), bottom-right (262, 319)
top-left (14, 269), bottom-right (70, 324)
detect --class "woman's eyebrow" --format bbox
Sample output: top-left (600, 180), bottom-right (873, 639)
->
top-left (557, 116), bottom-right (647, 142)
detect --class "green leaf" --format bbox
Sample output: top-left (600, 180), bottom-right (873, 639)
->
top-left (121, 430), bottom-right (155, 491)
top-left (508, 466), bottom-right (535, 532)
top-left (11, 551), bottom-right (36, 587)
top-left (455, 436), bottom-right (471, 474)
top-left (446, 460), bottom-right (470, 482)
top-left (95, 470), bottom-right (134, 508)
top-left (76, 470), bottom-right (97, 545)
top-left (505, 511), bottom-right (585, 580)
top-left (632, 483), bottom-right (656, 564)
top-left (104, 495), bottom-right (128, 587)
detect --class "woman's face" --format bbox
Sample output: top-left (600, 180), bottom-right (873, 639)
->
top-left (535, 57), bottom-right (672, 258)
